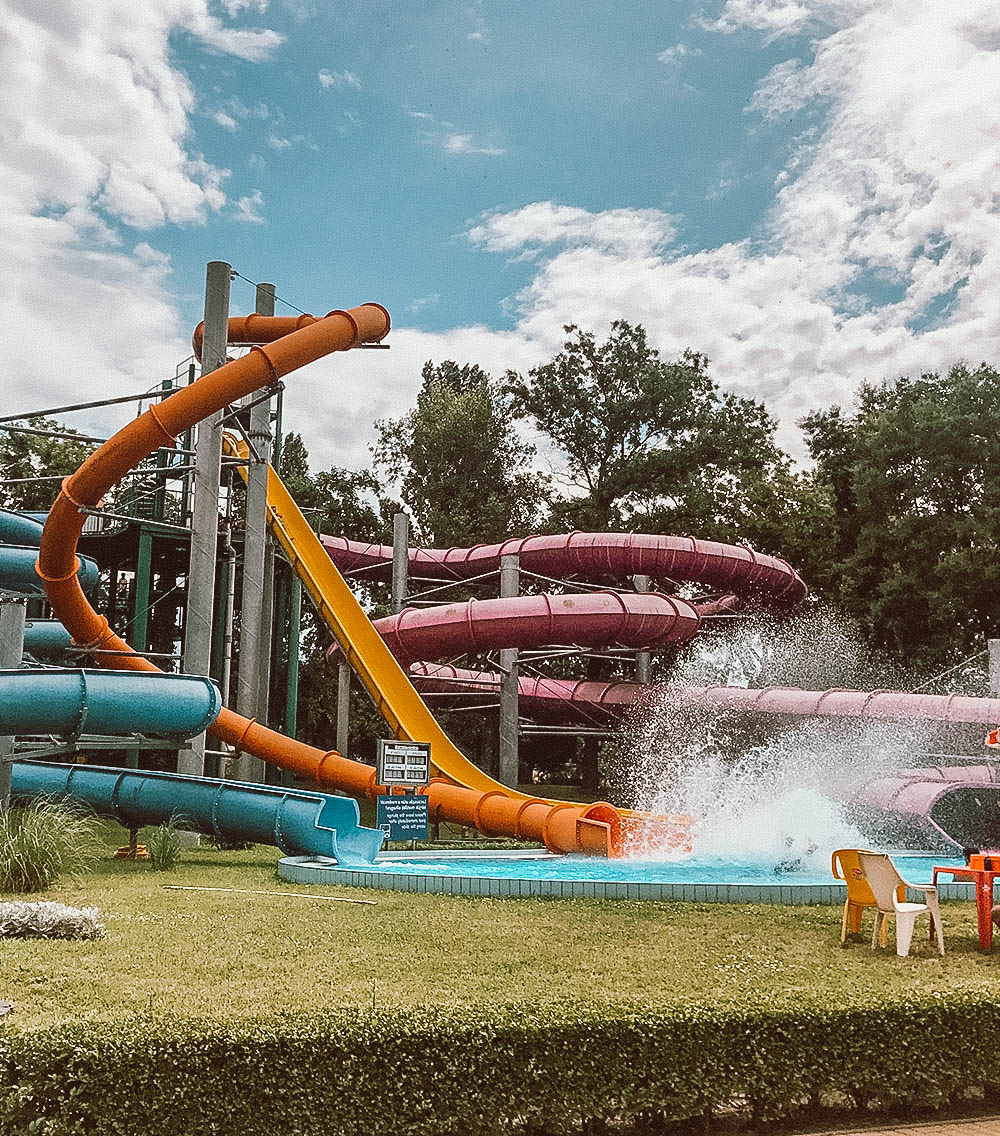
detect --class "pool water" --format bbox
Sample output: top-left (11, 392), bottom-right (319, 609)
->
top-left (365, 852), bottom-right (965, 888)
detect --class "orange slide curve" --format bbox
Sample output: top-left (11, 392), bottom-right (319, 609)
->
top-left (36, 302), bottom-right (635, 857)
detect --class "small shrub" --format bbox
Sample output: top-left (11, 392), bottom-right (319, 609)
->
top-left (0, 799), bottom-right (102, 893)
top-left (145, 817), bottom-right (184, 871)
top-left (207, 834), bottom-right (253, 852)
top-left (0, 901), bottom-right (105, 940)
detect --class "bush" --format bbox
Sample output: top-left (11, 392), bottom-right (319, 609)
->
top-left (145, 817), bottom-right (184, 871)
top-left (0, 900), bottom-right (105, 940)
top-left (3, 995), bottom-right (1000, 1135)
top-left (0, 798), bottom-right (102, 893)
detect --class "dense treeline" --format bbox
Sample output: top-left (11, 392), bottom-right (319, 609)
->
top-left (4, 324), bottom-right (999, 774)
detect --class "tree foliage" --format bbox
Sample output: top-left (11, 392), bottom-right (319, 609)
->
top-left (504, 322), bottom-right (826, 561)
top-left (373, 361), bottom-right (546, 547)
top-left (802, 363), bottom-right (1000, 666)
top-left (279, 432), bottom-right (387, 544)
top-left (0, 417), bottom-right (93, 512)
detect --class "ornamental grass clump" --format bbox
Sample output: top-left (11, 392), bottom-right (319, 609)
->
top-left (0, 799), bottom-right (102, 893)
top-left (146, 817), bottom-right (184, 871)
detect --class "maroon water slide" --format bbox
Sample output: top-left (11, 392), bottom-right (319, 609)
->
top-left (320, 531), bottom-right (806, 608)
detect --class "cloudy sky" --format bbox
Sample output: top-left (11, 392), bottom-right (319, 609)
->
top-left (3, 0), bottom-right (1000, 472)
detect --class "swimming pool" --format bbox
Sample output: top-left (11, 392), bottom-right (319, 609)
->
top-left (278, 849), bottom-right (971, 903)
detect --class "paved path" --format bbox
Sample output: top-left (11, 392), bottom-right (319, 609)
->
top-left (799, 1117), bottom-right (1000, 1135)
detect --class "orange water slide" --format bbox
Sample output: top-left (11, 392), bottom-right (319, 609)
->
top-left (36, 302), bottom-right (628, 857)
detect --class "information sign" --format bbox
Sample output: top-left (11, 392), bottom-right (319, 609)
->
top-left (376, 794), bottom-right (429, 842)
top-left (377, 739), bottom-right (431, 787)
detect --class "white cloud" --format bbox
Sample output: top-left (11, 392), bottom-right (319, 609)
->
top-left (281, 326), bottom-right (543, 472)
top-left (452, 3), bottom-right (1000, 462)
top-left (213, 110), bottom-right (240, 131)
top-left (221, 0), bottom-right (269, 15)
top-left (233, 190), bottom-right (266, 223)
top-left (469, 203), bottom-right (677, 259)
top-left (409, 111), bottom-right (505, 157)
top-left (443, 133), bottom-right (505, 157)
top-left (0, 1), bottom-right (279, 433)
top-left (657, 43), bottom-right (702, 65)
top-left (701, 0), bottom-right (817, 38)
top-left (407, 293), bottom-right (441, 314)
top-left (318, 68), bottom-right (361, 90)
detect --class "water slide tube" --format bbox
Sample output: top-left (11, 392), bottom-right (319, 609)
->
top-left (0, 527), bottom-right (384, 861)
top-left (0, 668), bottom-right (221, 738)
top-left (11, 762), bottom-right (384, 864)
top-left (408, 665), bottom-right (1000, 727)
top-left (36, 302), bottom-right (634, 857)
top-left (0, 508), bottom-right (98, 596)
top-left (322, 532), bottom-right (806, 610)
top-left (844, 766), bottom-right (1000, 853)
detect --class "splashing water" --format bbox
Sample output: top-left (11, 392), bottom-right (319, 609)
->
top-left (606, 605), bottom-right (985, 868)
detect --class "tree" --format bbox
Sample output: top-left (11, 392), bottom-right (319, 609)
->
top-left (802, 363), bottom-right (1000, 666)
top-left (504, 322), bottom-right (823, 560)
top-left (278, 431), bottom-right (388, 544)
top-left (373, 361), bottom-right (547, 547)
top-left (0, 417), bottom-right (93, 512)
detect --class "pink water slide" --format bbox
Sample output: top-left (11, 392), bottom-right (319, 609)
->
top-left (322, 531), bottom-right (1000, 730)
top-left (323, 532), bottom-right (1000, 850)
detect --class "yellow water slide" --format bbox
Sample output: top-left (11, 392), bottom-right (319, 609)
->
top-left (227, 437), bottom-right (689, 855)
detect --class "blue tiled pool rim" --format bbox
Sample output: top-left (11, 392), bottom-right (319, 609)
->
top-left (278, 849), bottom-right (979, 904)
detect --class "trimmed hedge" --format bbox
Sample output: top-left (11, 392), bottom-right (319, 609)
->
top-left (2, 995), bottom-right (999, 1135)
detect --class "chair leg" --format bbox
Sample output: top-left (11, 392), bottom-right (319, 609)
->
top-left (871, 913), bottom-right (882, 950)
top-left (927, 899), bottom-right (945, 956)
top-left (895, 912), bottom-right (917, 957)
top-left (879, 914), bottom-right (889, 948)
top-left (841, 902), bottom-right (850, 943)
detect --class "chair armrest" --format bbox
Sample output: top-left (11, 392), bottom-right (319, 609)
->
top-left (905, 883), bottom-right (937, 898)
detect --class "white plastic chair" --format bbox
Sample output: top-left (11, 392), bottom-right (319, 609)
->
top-left (857, 852), bottom-right (945, 958)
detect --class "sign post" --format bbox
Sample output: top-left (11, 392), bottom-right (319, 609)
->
top-left (376, 739), bottom-right (431, 846)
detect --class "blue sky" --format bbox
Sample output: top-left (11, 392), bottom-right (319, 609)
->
top-left (171, 3), bottom-right (809, 332)
top-left (3, 1), bottom-right (1000, 472)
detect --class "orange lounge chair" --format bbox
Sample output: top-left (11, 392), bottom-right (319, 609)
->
top-left (831, 847), bottom-right (901, 946)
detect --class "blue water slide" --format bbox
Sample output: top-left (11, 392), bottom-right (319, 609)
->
top-left (0, 509), bottom-right (98, 595)
top-left (11, 762), bottom-right (384, 865)
top-left (0, 510), bottom-right (46, 545)
top-left (22, 620), bottom-right (74, 660)
top-left (0, 668), bottom-right (222, 739)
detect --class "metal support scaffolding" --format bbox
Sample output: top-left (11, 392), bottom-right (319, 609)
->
top-left (336, 662), bottom-right (350, 756)
top-left (234, 281), bottom-right (275, 782)
top-left (498, 554), bottom-right (520, 788)
top-left (634, 574), bottom-right (651, 684)
top-left (392, 511), bottom-right (409, 615)
top-left (0, 598), bottom-right (26, 806)
top-left (179, 260), bottom-right (230, 779)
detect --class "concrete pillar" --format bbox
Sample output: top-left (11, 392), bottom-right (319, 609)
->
top-left (634, 574), bottom-right (651, 684)
top-left (256, 282), bottom-right (276, 729)
top-left (234, 282), bottom-right (274, 782)
top-left (285, 572), bottom-right (302, 738)
top-left (179, 260), bottom-right (229, 778)
top-left (336, 661), bottom-right (351, 755)
top-left (498, 554), bottom-right (519, 788)
top-left (0, 597), bottom-right (26, 809)
top-left (391, 512), bottom-right (409, 615)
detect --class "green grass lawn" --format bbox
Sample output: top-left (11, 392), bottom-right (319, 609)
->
top-left (6, 829), bottom-right (1000, 1035)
